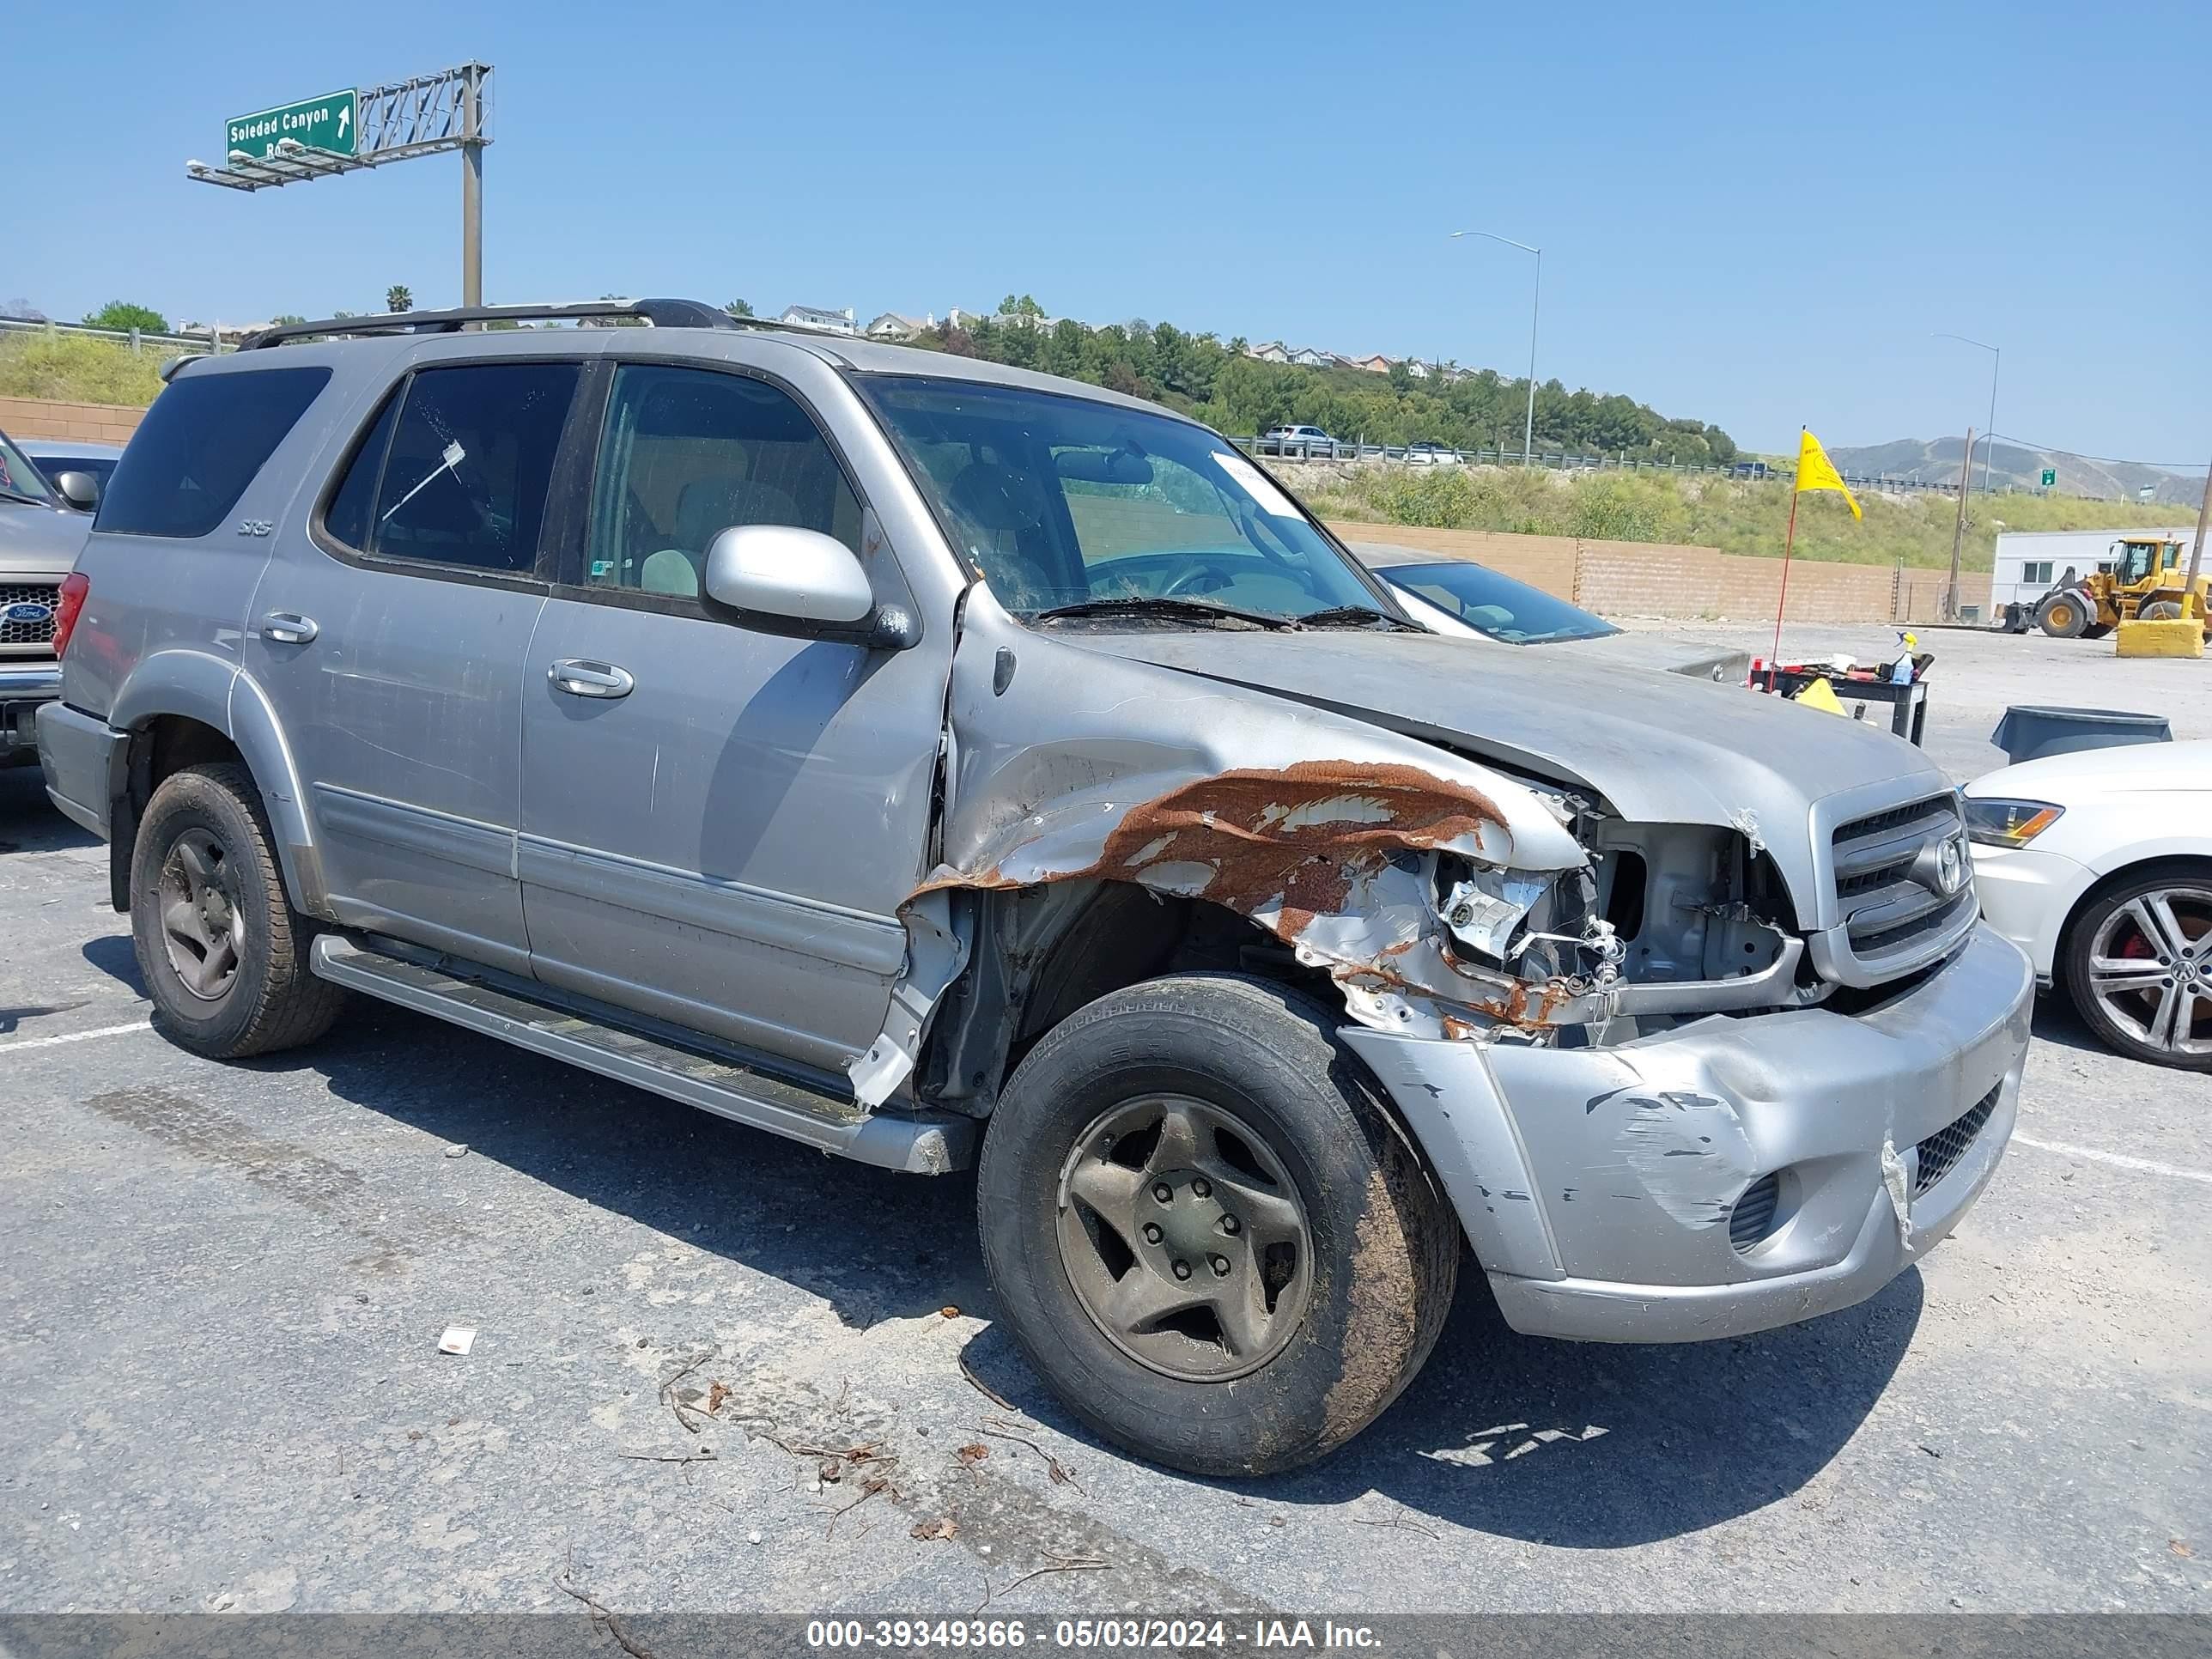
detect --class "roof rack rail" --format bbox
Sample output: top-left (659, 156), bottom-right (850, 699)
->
top-left (238, 298), bottom-right (738, 350)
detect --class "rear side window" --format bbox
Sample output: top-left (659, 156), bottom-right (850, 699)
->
top-left (324, 362), bottom-right (579, 574)
top-left (94, 366), bottom-right (330, 538)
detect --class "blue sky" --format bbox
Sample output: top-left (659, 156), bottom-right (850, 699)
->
top-left (5, 0), bottom-right (2205, 464)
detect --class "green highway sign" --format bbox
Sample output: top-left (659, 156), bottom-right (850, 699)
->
top-left (226, 90), bottom-right (358, 161)
top-left (2040, 468), bottom-right (2057, 487)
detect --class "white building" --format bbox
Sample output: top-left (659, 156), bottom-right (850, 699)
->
top-left (780, 305), bottom-right (857, 336)
top-left (1990, 526), bottom-right (2197, 620)
top-left (865, 312), bottom-right (931, 341)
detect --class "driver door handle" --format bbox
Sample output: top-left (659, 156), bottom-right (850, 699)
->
top-left (548, 659), bottom-right (635, 699)
top-left (263, 611), bottom-right (318, 644)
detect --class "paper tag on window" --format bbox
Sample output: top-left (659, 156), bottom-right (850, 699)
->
top-left (1212, 450), bottom-right (1304, 520)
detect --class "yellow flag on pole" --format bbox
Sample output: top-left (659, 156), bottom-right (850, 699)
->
top-left (1795, 428), bottom-right (1863, 520)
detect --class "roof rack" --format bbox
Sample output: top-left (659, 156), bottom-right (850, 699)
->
top-left (238, 297), bottom-right (739, 350)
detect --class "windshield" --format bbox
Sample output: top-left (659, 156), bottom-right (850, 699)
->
top-left (1378, 561), bottom-right (1620, 644)
top-left (0, 430), bottom-right (57, 506)
top-left (859, 377), bottom-right (1394, 623)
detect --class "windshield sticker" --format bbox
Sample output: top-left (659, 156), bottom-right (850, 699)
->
top-left (1212, 450), bottom-right (1304, 520)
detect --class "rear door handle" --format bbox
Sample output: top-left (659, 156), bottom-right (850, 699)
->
top-left (263, 611), bottom-right (319, 644)
top-left (547, 659), bottom-right (635, 699)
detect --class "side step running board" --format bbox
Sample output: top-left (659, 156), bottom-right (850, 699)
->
top-left (309, 935), bottom-right (972, 1175)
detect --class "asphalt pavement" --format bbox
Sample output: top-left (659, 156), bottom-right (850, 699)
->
top-left (1, 632), bottom-right (2207, 1620)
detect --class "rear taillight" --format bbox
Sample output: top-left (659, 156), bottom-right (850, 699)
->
top-left (52, 572), bottom-right (89, 659)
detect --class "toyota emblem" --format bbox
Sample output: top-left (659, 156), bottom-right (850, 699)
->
top-left (1937, 836), bottom-right (1966, 896)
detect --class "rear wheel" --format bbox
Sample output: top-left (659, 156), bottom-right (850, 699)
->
top-left (2061, 866), bottom-right (2212, 1070)
top-left (2139, 600), bottom-right (2185, 623)
top-left (976, 974), bottom-right (1458, 1476)
top-left (2036, 592), bottom-right (2089, 638)
top-left (130, 763), bottom-right (347, 1059)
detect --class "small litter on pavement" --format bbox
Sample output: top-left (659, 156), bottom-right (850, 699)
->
top-left (437, 1326), bottom-right (476, 1355)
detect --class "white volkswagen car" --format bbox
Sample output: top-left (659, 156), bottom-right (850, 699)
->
top-left (1966, 739), bottom-right (2211, 1069)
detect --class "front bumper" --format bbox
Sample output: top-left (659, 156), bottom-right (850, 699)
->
top-left (1344, 923), bottom-right (2034, 1343)
top-left (1970, 842), bottom-right (2090, 984)
top-left (0, 662), bottom-right (63, 756)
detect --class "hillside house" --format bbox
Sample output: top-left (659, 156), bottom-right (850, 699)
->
top-left (780, 305), bottom-right (857, 335)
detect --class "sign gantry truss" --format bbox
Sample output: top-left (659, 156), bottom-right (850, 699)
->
top-left (187, 63), bottom-right (491, 191)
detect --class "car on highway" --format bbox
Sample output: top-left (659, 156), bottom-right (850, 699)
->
top-left (0, 424), bottom-right (91, 768)
top-left (1966, 738), bottom-right (2210, 1070)
top-left (1257, 424), bottom-right (1340, 460)
top-left (1356, 544), bottom-right (1753, 681)
top-left (20, 439), bottom-right (125, 504)
top-left (1401, 441), bottom-right (1462, 466)
top-left (39, 298), bottom-right (2030, 1477)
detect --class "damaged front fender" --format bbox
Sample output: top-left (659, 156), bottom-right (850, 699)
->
top-left (848, 587), bottom-right (1607, 1106)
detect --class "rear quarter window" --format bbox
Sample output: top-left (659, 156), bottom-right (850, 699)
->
top-left (94, 366), bottom-right (331, 538)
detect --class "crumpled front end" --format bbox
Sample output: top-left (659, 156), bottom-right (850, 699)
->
top-left (848, 589), bottom-right (1626, 1108)
top-left (1346, 923), bottom-right (2034, 1341)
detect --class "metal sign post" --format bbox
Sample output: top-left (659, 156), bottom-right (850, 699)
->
top-left (188, 63), bottom-right (493, 309)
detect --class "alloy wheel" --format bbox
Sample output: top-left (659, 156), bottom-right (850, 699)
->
top-left (158, 828), bottom-right (245, 1001)
top-left (1054, 1095), bottom-right (1314, 1382)
top-left (2086, 884), bottom-right (2212, 1058)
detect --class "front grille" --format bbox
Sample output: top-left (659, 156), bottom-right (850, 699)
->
top-left (1729, 1172), bottom-right (1783, 1251)
top-left (1828, 793), bottom-right (1975, 974)
top-left (1912, 1083), bottom-right (2001, 1198)
top-left (0, 583), bottom-right (59, 647)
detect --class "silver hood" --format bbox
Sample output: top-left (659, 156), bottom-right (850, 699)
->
top-left (1070, 627), bottom-right (1949, 908)
top-left (0, 500), bottom-right (94, 576)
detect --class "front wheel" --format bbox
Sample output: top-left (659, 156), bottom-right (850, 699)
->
top-left (2037, 592), bottom-right (2090, 638)
top-left (2061, 865), bottom-right (2212, 1070)
top-left (976, 974), bottom-right (1458, 1476)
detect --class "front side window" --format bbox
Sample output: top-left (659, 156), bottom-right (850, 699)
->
top-left (582, 363), bottom-right (860, 600)
top-left (94, 366), bottom-right (330, 538)
top-left (325, 362), bottom-right (579, 573)
top-left (859, 377), bottom-right (1390, 623)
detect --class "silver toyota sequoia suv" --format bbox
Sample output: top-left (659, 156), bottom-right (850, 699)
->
top-left (38, 300), bottom-right (2033, 1475)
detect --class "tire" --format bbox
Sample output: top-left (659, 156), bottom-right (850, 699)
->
top-left (2059, 863), bottom-right (2212, 1072)
top-left (2036, 592), bottom-right (2089, 638)
top-left (976, 973), bottom-right (1458, 1476)
top-left (2139, 600), bottom-right (2184, 623)
top-left (130, 762), bottom-right (347, 1059)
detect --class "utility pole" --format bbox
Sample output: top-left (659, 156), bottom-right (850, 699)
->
top-left (460, 63), bottom-right (485, 307)
top-left (1945, 428), bottom-right (1975, 623)
top-left (2186, 447), bottom-right (2211, 607)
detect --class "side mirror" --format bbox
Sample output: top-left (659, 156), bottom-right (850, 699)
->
top-left (52, 471), bottom-right (100, 512)
top-left (702, 523), bottom-right (918, 648)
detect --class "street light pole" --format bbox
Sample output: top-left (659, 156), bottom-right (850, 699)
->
top-left (1934, 332), bottom-right (2000, 492)
top-left (1451, 229), bottom-right (1540, 465)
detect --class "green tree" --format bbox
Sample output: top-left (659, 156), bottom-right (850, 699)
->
top-left (270, 313), bottom-right (307, 326)
top-left (83, 301), bottom-right (169, 334)
top-left (997, 294), bottom-right (1045, 318)
top-left (726, 299), bottom-right (754, 317)
top-left (385, 285), bottom-right (414, 313)
top-left (1386, 360), bottom-right (1414, 396)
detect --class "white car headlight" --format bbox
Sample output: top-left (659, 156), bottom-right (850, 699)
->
top-left (1964, 797), bottom-right (2065, 848)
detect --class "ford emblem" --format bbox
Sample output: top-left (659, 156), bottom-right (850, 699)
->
top-left (4, 601), bottom-right (53, 624)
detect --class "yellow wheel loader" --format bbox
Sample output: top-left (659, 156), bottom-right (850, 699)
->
top-left (2033, 535), bottom-right (2209, 639)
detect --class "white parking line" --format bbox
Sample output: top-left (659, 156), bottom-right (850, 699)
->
top-left (2013, 1133), bottom-right (2212, 1187)
top-left (0, 1018), bottom-right (154, 1054)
